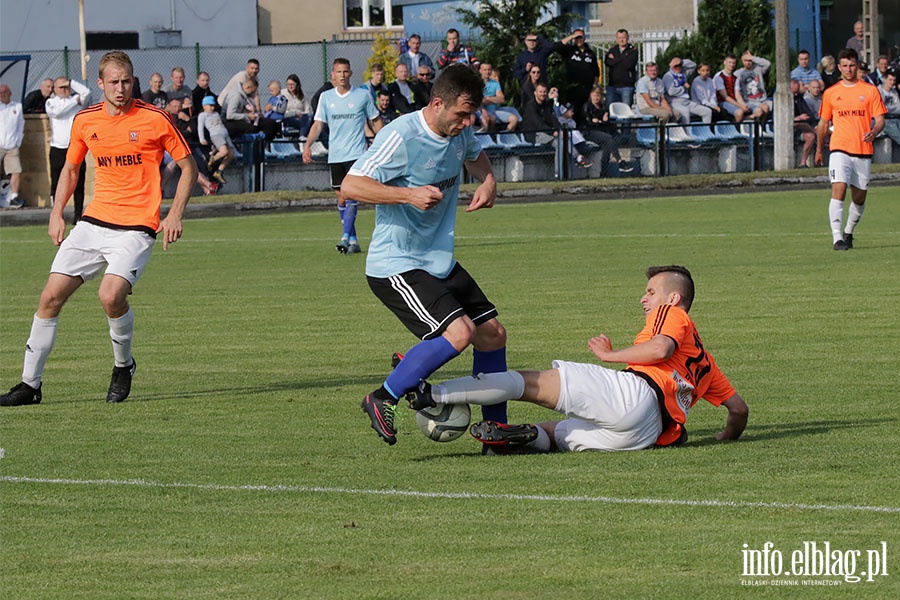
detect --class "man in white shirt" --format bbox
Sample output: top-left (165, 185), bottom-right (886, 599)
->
top-left (45, 77), bottom-right (91, 221)
top-left (0, 83), bottom-right (25, 208)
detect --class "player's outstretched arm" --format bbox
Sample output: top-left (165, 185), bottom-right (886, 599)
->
top-left (341, 174), bottom-right (443, 210)
top-left (715, 393), bottom-right (748, 441)
top-left (463, 151), bottom-right (497, 212)
top-left (159, 155), bottom-right (198, 250)
top-left (589, 333), bottom-right (675, 365)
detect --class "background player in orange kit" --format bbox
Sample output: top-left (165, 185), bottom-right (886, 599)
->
top-left (1, 50), bottom-right (197, 407)
top-left (815, 48), bottom-right (886, 251)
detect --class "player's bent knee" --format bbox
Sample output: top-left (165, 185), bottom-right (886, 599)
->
top-left (473, 319), bottom-right (506, 351)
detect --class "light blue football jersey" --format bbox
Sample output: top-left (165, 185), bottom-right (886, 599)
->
top-left (313, 86), bottom-right (378, 164)
top-left (349, 111), bottom-right (483, 279)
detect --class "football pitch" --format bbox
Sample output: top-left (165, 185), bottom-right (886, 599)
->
top-left (1, 187), bottom-right (898, 598)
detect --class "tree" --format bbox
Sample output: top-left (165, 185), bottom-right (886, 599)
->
top-left (455, 0), bottom-right (575, 106)
top-left (364, 33), bottom-right (399, 83)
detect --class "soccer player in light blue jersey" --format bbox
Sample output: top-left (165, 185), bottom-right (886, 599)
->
top-left (343, 65), bottom-right (508, 447)
top-left (303, 58), bottom-right (382, 254)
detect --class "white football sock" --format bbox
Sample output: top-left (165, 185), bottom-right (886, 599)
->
top-left (108, 307), bottom-right (135, 367)
top-left (828, 199), bottom-right (844, 243)
top-left (527, 426), bottom-right (553, 452)
top-left (22, 315), bottom-right (58, 387)
top-left (844, 202), bottom-right (865, 234)
top-left (433, 371), bottom-right (525, 406)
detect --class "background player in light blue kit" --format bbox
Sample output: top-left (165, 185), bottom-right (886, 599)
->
top-left (343, 64), bottom-right (507, 446)
top-left (303, 58), bottom-right (382, 253)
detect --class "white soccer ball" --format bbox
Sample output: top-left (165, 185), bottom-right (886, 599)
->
top-left (415, 403), bottom-right (471, 443)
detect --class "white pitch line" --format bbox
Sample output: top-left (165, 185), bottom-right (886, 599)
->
top-left (2, 475), bottom-right (898, 514)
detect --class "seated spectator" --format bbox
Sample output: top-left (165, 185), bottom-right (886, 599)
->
top-left (790, 50), bottom-right (823, 93)
top-left (604, 29), bottom-right (639, 107)
top-left (791, 79), bottom-right (817, 167)
top-left (142, 73), bottom-right (169, 109)
top-left (857, 61), bottom-right (871, 83)
top-left (398, 34), bottom-right (435, 76)
top-left (513, 32), bottom-right (555, 84)
top-left (819, 55), bottom-right (840, 89)
top-left (869, 55), bottom-right (891, 88)
top-left (223, 77), bottom-right (279, 141)
top-left (547, 87), bottom-right (593, 166)
top-left (581, 84), bottom-right (627, 172)
top-left (520, 64), bottom-right (546, 110)
top-left (192, 72), bottom-right (219, 114)
top-left (219, 59), bottom-right (261, 112)
top-left (478, 62), bottom-right (518, 132)
top-left (23, 78), bottom-right (53, 113)
top-left (264, 79), bottom-right (288, 122)
top-left (197, 96), bottom-right (235, 185)
top-left (690, 62), bottom-right (725, 122)
top-left (714, 54), bottom-right (748, 122)
top-left (387, 63), bottom-right (423, 115)
top-left (282, 73), bottom-right (313, 139)
top-left (437, 28), bottom-right (478, 70)
top-left (803, 78), bottom-right (823, 117)
top-left (635, 62), bottom-right (675, 122)
top-left (735, 51), bottom-right (772, 120)
top-left (165, 67), bottom-right (192, 101)
top-left (663, 57), bottom-right (711, 124)
top-left (521, 82), bottom-right (560, 144)
top-left (164, 97), bottom-right (197, 142)
top-left (360, 64), bottom-right (389, 105)
top-left (877, 71), bottom-right (900, 146)
top-left (414, 65), bottom-right (434, 104)
top-left (367, 89), bottom-right (398, 137)
top-left (490, 66), bottom-right (522, 131)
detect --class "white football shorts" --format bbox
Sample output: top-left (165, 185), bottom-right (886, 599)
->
top-left (551, 360), bottom-right (663, 452)
top-left (828, 151), bottom-right (871, 190)
top-left (50, 221), bottom-right (156, 287)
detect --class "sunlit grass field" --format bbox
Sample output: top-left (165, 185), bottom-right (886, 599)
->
top-left (1, 188), bottom-right (898, 599)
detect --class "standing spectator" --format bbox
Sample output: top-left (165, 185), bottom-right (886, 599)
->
top-left (0, 83), bottom-right (25, 208)
top-left (846, 20), bottom-right (865, 54)
top-left (398, 34), bottom-right (435, 76)
top-left (198, 96), bottom-right (235, 185)
top-left (23, 78), bottom-right (53, 114)
top-left (513, 32), bottom-right (555, 84)
top-left (635, 62), bottom-right (675, 123)
top-left (222, 78), bottom-right (279, 142)
top-left (141, 73), bottom-right (169, 109)
top-left (791, 79), bottom-right (817, 168)
top-left (341, 64), bottom-right (508, 446)
top-left (302, 58), bottom-right (382, 254)
top-left (282, 73), bottom-right (313, 139)
top-left (264, 79), bottom-right (288, 123)
top-left (437, 28), bottom-right (478, 70)
top-left (604, 29), bottom-right (639, 107)
top-left (360, 63), bottom-right (389, 105)
top-left (582, 85), bottom-right (628, 172)
top-left (414, 65), bottom-right (435, 105)
top-left (191, 72), bottom-right (219, 114)
top-left (555, 28), bottom-right (599, 127)
top-left (165, 67), bottom-right (192, 101)
top-left (219, 59), bottom-right (261, 112)
top-left (857, 61), bottom-right (871, 83)
top-left (387, 63), bottom-right (422, 115)
top-left (819, 55), bottom-right (840, 89)
top-left (0, 50), bottom-right (198, 408)
top-left (45, 77), bottom-right (90, 221)
top-left (690, 62), bottom-right (725, 122)
top-left (877, 71), bottom-right (900, 146)
top-left (790, 50), bottom-right (823, 93)
top-left (715, 54), bottom-right (749, 122)
top-left (663, 57), bottom-right (711, 124)
top-left (735, 51), bottom-right (772, 120)
top-left (803, 78), bottom-right (824, 117)
top-left (815, 49), bottom-right (886, 251)
top-left (478, 62), bottom-right (518, 132)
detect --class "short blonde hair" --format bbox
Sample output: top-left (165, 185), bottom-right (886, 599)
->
top-left (98, 51), bottom-right (133, 80)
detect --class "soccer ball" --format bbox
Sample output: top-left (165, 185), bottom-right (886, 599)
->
top-left (415, 403), bottom-right (471, 443)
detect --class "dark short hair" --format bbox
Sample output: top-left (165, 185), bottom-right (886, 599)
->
top-left (247, 59), bottom-right (260, 66)
top-left (616, 28), bottom-right (629, 36)
top-left (447, 28), bottom-right (459, 36)
top-left (409, 34), bottom-right (421, 42)
top-left (798, 49), bottom-right (810, 57)
top-left (838, 48), bottom-right (859, 63)
top-left (646, 265), bottom-right (695, 311)
top-left (371, 63), bottom-right (384, 73)
top-left (431, 63), bottom-right (483, 107)
top-left (376, 89), bottom-right (391, 98)
top-left (725, 53), bottom-right (737, 61)
top-left (333, 57), bottom-right (351, 68)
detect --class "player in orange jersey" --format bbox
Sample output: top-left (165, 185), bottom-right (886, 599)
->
top-left (1, 51), bottom-right (198, 407)
top-left (815, 48), bottom-right (886, 251)
top-left (407, 266), bottom-right (749, 453)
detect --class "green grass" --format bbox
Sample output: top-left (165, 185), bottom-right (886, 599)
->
top-left (1, 188), bottom-right (899, 599)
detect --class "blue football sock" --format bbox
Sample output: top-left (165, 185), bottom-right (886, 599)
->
top-left (384, 336), bottom-right (460, 399)
top-left (343, 201), bottom-right (358, 239)
top-left (338, 203), bottom-right (347, 226)
top-left (474, 347), bottom-right (508, 423)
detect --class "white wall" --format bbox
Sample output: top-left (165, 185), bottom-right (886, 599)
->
top-left (0, 0), bottom-right (258, 53)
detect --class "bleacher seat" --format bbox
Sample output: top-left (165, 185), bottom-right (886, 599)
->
top-left (636, 126), bottom-right (657, 147)
top-left (665, 124), bottom-right (699, 146)
top-left (609, 102), bottom-right (645, 120)
top-left (689, 124), bottom-right (720, 144)
top-left (711, 122), bottom-right (744, 141)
